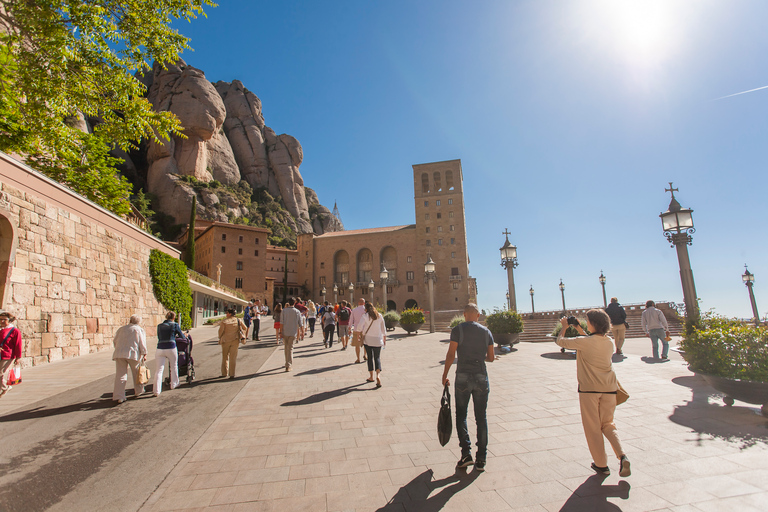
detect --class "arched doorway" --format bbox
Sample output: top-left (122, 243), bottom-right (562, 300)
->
top-left (404, 299), bottom-right (418, 310)
top-left (357, 248), bottom-right (373, 283)
top-left (334, 250), bottom-right (350, 285)
top-left (386, 300), bottom-right (396, 312)
top-left (380, 246), bottom-right (397, 282)
top-left (0, 213), bottom-right (15, 308)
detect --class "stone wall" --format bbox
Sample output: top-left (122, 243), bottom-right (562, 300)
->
top-left (0, 152), bottom-right (179, 367)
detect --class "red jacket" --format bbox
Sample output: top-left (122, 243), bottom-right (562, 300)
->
top-left (0, 326), bottom-right (22, 360)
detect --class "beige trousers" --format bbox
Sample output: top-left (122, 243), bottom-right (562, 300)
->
top-left (283, 336), bottom-right (296, 369)
top-left (578, 392), bottom-right (624, 467)
top-left (611, 324), bottom-right (626, 352)
top-left (113, 358), bottom-right (144, 400)
top-left (220, 340), bottom-right (240, 377)
top-left (0, 358), bottom-right (14, 393)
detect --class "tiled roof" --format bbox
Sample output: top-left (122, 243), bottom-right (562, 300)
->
top-left (316, 225), bottom-right (416, 237)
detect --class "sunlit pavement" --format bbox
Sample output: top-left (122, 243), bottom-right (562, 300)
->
top-left (118, 330), bottom-right (766, 511)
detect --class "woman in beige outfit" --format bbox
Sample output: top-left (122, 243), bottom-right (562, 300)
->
top-left (218, 308), bottom-right (246, 379)
top-left (556, 309), bottom-right (630, 477)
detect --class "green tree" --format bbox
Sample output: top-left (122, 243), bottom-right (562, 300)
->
top-left (0, 0), bottom-right (215, 215)
top-left (184, 196), bottom-right (196, 269)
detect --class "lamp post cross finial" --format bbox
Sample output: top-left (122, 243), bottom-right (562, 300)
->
top-left (665, 182), bottom-right (679, 200)
top-left (502, 228), bottom-right (511, 242)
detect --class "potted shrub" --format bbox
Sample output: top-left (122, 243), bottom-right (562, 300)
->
top-left (485, 310), bottom-right (523, 345)
top-left (449, 314), bottom-right (464, 329)
top-left (383, 311), bottom-right (400, 331)
top-left (399, 308), bottom-right (425, 334)
top-left (679, 313), bottom-right (768, 416)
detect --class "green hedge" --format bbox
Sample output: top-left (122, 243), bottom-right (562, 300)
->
top-left (399, 308), bottom-right (425, 324)
top-left (149, 249), bottom-right (193, 329)
top-left (486, 310), bottom-right (524, 334)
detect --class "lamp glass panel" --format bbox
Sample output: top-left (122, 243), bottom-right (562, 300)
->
top-left (425, 260), bottom-right (436, 273)
top-left (380, 269), bottom-right (388, 280)
top-left (500, 244), bottom-right (517, 261)
top-left (677, 210), bottom-right (694, 228)
top-left (661, 211), bottom-right (678, 231)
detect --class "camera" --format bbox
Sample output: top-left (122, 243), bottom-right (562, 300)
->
top-left (566, 316), bottom-right (580, 326)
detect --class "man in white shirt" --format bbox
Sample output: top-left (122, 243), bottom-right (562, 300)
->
top-left (349, 298), bottom-right (367, 363)
top-left (640, 300), bottom-right (671, 360)
top-left (251, 299), bottom-right (262, 341)
top-left (280, 297), bottom-right (302, 371)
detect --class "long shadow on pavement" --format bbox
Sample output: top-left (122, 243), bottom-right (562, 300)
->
top-left (376, 468), bottom-right (479, 511)
top-left (541, 352), bottom-right (576, 360)
top-left (281, 383), bottom-right (367, 406)
top-left (295, 363), bottom-right (354, 376)
top-left (0, 397), bottom-right (116, 422)
top-left (669, 375), bottom-right (768, 449)
top-left (559, 474), bottom-right (630, 511)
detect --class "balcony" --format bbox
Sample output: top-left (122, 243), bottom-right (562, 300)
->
top-left (449, 275), bottom-right (463, 282)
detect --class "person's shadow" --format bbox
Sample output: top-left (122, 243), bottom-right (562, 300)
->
top-left (376, 468), bottom-right (480, 511)
top-left (559, 474), bottom-right (630, 511)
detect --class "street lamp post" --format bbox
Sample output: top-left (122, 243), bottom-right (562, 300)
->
top-left (380, 266), bottom-right (389, 311)
top-left (506, 291), bottom-right (510, 310)
top-left (529, 286), bottom-right (535, 313)
top-left (599, 271), bottom-right (607, 308)
top-left (333, 283), bottom-right (338, 304)
top-left (349, 282), bottom-right (354, 304)
top-left (425, 256), bottom-right (436, 333)
top-left (743, 265), bottom-right (760, 326)
top-left (368, 279), bottom-right (375, 304)
top-left (499, 229), bottom-right (519, 312)
top-left (321, 286), bottom-right (326, 304)
top-left (559, 279), bottom-right (566, 313)
top-left (660, 183), bottom-right (699, 322)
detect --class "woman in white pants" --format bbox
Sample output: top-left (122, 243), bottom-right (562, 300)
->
top-left (154, 311), bottom-right (186, 396)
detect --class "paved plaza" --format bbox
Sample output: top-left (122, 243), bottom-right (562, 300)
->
top-left (120, 327), bottom-right (767, 511)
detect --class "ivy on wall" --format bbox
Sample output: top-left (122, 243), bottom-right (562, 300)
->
top-left (149, 249), bottom-right (193, 329)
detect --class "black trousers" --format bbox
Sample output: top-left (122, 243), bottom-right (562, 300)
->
top-left (252, 318), bottom-right (260, 340)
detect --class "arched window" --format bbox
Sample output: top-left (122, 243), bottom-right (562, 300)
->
top-left (380, 246), bottom-right (397, 282)
top-left (357, 248), bottom-right (373, 283)
top-left (0, 213), bottom-right (16, 307)
top-left (421, 173), bottom-right (430, 194)
top-left (334, 250), bottom-right (350, 285)
top-left (445, 170), bottom-right (454, 190)
top-left (433, 171), bottom-right (442, 192)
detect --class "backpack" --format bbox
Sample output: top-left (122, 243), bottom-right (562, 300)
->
top-left (338, 308), bottom-right (350, 321)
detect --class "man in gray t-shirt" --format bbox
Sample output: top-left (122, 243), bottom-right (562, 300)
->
top-left (442, 303), bottom-right (495, 471)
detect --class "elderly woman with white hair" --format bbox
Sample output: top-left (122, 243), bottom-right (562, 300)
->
top-left (112, 315), bottom-right (148, 404)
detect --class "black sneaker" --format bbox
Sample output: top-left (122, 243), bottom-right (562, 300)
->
top-left (457, 454), bottom-right (474, 469)
top-left (475, 460), bottom-right (486, 472)
top-left (619, 455), bottom-right (631, 477)
top-left (591, 463), bottom-right (610, 475)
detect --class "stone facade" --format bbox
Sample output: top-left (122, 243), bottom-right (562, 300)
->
top-left (0, 153), bottom-right (178, 367)
top-left (297, 160), bottom-right (474, 317)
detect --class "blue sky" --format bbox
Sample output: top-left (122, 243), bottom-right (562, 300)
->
top-left (175, 0), bottom-right (767, 318)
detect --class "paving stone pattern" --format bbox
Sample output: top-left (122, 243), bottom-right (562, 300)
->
top-left (136, 330), bottom-right (768, 511)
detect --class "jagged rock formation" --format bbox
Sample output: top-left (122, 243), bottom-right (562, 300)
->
top-left (126, 59), bottom-right (342, 237)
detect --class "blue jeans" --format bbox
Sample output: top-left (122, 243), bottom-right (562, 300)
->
top-left (455, 372), bottom-right (489, 461)
top-left (648, 328), bottom-right (668, 358)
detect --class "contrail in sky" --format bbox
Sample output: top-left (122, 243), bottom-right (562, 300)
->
top-left (713, 85), bottom-right (768, 100)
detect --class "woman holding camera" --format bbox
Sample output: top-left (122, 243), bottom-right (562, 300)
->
top-left (556, 309), bottom-right (630, 477)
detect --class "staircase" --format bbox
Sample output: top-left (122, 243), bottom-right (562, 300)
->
top-left (514, 302), bottom-right (684, 343)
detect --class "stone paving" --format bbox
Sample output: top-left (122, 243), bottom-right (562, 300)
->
top-left (133, 329), bottom-right (768, 512)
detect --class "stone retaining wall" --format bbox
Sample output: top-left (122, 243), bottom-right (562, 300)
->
top-left (0, 152), bottom-right (179, 367)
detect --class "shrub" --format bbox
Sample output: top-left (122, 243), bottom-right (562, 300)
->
top-left (450, 314), bottom-right (464, 329)
top-left (383, 311), bottom-right (401, 330)
top-left (680, 313), bottom-right (768, 382)
top-left (149, 249), bottom-right (193, 329)
top-left (551, 319), bottom-right (589, 338)
top-left (485, 310), bottom-right (524, 334)
top-left (399, 308), bottom-right (425, 324)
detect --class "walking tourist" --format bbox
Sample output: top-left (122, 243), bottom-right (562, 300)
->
top-left (441, 303), bottom-right (495, 472)
top-left (359, 302), bottom-right (386, 388)
top-left (556, 309), bottom-right (631, 477)
top-left (111, 315), bottom-right (147, 403)
top-left (306, 300), bottom-right (317, 338)
top-left (280, 297), bottom-right (302, 372)
top-left (243, 300), bottom-right (252, 340)
top-left (155, 312), bottom-right (187, 396)
top-left (218, 308), bottom-right (246, 380)
top-left (0, 312), bottom-right (22, 399)
top-left (273, 303), bottom-right (282, 345)
top-left (252, 299), bottom-right (262, 341)
top-left (322, 306), bottom-right (336, 348)
top-left (605, 297), bottom-right (627, 355)
top-left (295, 298), bottom-right (308, 342)
top-left (641, 300), bottom-right (671, 360)
top-left (337, 300), bottom-right (352, 350)
top-left (349, 298), bottom-right (367, 363)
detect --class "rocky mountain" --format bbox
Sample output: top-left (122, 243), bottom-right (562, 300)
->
top-left (120, 59), bottom-right (342, 240)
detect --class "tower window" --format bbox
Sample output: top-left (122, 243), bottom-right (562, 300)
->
top-left (438, 239), bottom-right (443, 246)
top-left (426, 227), bottom-right (430, 234)
top-left (255, 250), bottom-right (259, 256)
top-left (238, 248), bottom-right (243, 255)
top-left (221, 246), bottom-right (226, 253)
top-left (255, 238), bottom-right (260, 244)
top-left (237, 261), bottom-right (243, 270)
top-left (235, 278), bottom-right (243, 288)
top-left (448, 198), bottom-right (453, 205)
top-left (446, 170), bottom-right (455, 190)
top-left (436, 200), bottom-right (441, 206)
top-left (426, 240), bottom-right (431, 246)
top-left (222, 234), bottom-right (226, 241)
top-left (425, 213), bottom-right (430, 220)
top-left (424, 201), bottom-right (428, 207)
top-left (450, 225), bottom-right (455, 231)
top-left (449, 211), bottom-right (454, 218)
top-left (239, 235), bottom-right (243, 243)
top-left (421, 173), bottom-right (430, 194)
